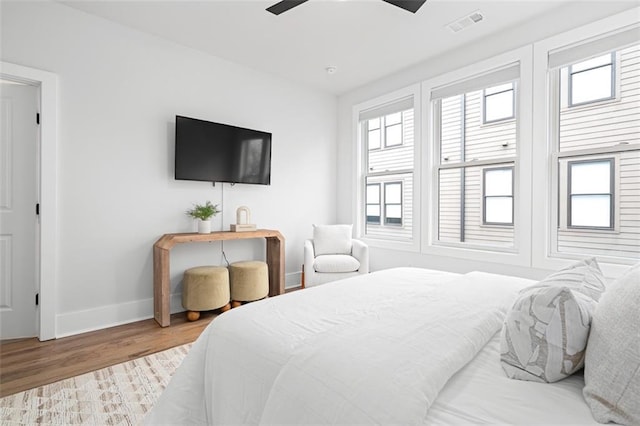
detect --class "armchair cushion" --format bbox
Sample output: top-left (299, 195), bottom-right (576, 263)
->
top-left (313, 224), bottom-right (353, 255)
top-left (314, 255), bottom-right (360, 274)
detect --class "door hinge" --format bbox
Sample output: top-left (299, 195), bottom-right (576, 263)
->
top-left (36, 113), bottom-right (40, 125)
top-left (35, 293), bottom-right (39, 306)
top-left (36, 203), bottom-right (40, 215)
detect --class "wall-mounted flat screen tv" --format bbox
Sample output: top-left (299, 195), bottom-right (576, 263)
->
top-left (175, 115), bottom-right (272, 185)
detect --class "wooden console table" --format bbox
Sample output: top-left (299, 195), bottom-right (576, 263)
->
top-left (153, 229), bottom-right (285, 327)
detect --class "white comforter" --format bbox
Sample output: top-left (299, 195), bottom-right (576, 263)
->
top-left (145, 267), bottom-right (533, 425)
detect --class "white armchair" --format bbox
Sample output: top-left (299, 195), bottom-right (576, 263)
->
top-left (303, 224), bottom-right (369, 287)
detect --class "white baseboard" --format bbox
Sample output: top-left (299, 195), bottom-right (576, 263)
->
top-left (55, 294), bottom-right (184, 338)
top-left (56, 271), bottom-right (303, 338)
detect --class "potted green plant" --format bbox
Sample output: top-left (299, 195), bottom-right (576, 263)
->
top-left (186, 201), bottom-right (220, 234)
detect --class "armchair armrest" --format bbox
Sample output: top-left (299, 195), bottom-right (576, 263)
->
top-left (304, 239), bottom-right (316, 285)
top-left (351, 239), bottom-right (369, 274)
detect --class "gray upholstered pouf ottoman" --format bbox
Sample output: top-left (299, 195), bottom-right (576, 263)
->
top-left (182, 266), bottom-right (231, 321)
top-left (229, 261), bottom-right (269, 308)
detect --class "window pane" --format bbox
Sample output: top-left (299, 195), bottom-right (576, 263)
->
top-left (367, 184), bottom-right (380, 203)
top-left (385, 183), bottom-right (402, 203)
top-left (571, 195), bottom-right (611, 227)
top-left (570, 161), bottom-right (610, 194)
top-left (368, 129), bottom-right (381, 150)
top-left (385, 124), bottom-right (402, 147)
top-left (485, 90), bottom-right (513, 122)
top-left (485, 197), bottom-right (513, 224)
top-left (571, 65), bottom-right (613, 105)
top-left (571, 53), bottom-right (612, 73)
top-left (368, 117), bottom-right (380, 130)
top-left (485, 168), bottom-right (512, 196)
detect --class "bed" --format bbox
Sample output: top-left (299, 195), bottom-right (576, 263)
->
top-left (145, 267), bottom-right (605, 425)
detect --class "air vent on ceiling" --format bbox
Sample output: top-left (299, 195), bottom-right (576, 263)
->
top-left (446, 10), bottom-right (484, 33)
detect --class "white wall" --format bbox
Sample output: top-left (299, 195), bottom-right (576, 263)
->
top-left (1, 1), bottom-right (337, 337)
top-left (337, 2), bottom-right (636, 280)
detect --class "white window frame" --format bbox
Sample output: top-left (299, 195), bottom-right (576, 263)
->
top-left (352, 84), bottom-right (421, 252)
top-left (421, 46), bottom-right (532, 266)
top-left (531, 10), bottom-right (640, 277)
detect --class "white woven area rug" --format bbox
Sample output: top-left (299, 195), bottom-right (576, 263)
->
top-left (0, 344), bottom-right (190, 425)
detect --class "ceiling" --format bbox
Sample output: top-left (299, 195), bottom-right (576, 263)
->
top-left (60, 0), bottom-right (634, 94)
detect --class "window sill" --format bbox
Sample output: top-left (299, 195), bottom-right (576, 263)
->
top-left (422, 242), bottom-right (527, 267)
top-left (361, 236), bottom-right (419, 253)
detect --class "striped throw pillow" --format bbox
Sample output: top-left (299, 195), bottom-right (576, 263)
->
top-left (500, 258), bottom-right (606, 383)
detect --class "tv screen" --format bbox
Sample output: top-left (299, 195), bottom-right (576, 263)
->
top-left (175, 115), bottom-right (271, 185)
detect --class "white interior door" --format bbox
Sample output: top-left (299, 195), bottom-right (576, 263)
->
top-left (0, 81), bottom-right (38, 339)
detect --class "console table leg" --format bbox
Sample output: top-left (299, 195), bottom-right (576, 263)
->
top-left (266, 237), bottom-right (285, 297)
top-left (153, 246), bottom-right (171, 327)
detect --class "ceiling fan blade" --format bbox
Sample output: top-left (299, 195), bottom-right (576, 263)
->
top-left (382, 0), bottom-right (427, 14)
top-left (266, 0), bottom-right (309, 15)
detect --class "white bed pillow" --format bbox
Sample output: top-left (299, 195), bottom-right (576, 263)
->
top-left (313, 224), bottom-right (353, 256)
top-left (500, 258), bottom-right (605, 383)
top-left (583, 262), bottom-right (640, 425)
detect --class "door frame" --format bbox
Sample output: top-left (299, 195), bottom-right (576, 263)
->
top-left (1, 62), bottom-right (58, 341)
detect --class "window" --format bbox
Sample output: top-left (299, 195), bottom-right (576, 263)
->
top-left (366, 181), bottom-right (403, 226)
top-left (483, 83), bottom-right (515, 123)
top-left (568, 53), bottom-right (615, 106)
top-left (384, 182), bottom-right (402, 225)
top-left (357, 93), bottom-right (416, 244)
top-left (432, 64), bottom-right (519, 249)
top-left (367, 112), bottom-right (404, 151)
top-left (548, 38), bottom-right (640, 260)
top-left (483, 167), bottom-right (513, 225)
top-left (568, 159), bottom-right (613, 229)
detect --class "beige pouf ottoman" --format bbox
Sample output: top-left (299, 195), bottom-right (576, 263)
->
top-left (182, 266), bottom-right (231, 321)
top-left (229, 261), bottom-right (269, 308)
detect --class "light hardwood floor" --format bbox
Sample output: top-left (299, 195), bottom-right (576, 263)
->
top-left (0, 311), bottom-right (215, 398)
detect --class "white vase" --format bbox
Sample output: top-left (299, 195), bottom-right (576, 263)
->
top-left (197, 219), bottom-right (211, 234)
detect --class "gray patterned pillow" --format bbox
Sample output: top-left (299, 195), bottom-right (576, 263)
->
top-left (583, 262), bottom-right (640, 425)
top-left (500, 258), bottom-right (606, 383)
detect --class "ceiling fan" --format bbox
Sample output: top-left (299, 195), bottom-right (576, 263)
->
top-left (267, 0), bottom-right (427, 15)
